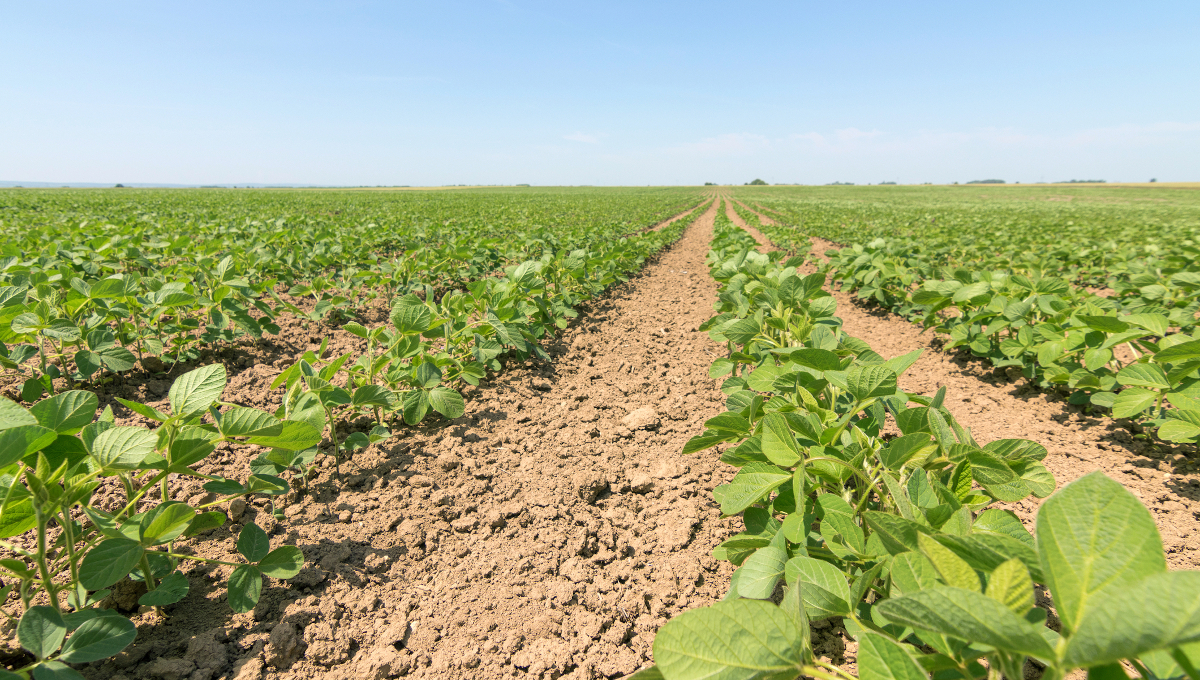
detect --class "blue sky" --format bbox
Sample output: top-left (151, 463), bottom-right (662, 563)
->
top-left (3, 1), bottom-right (1197, 185)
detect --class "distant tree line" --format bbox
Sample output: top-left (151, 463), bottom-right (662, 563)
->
top-left (966, 179), bottom-right (1005, 184)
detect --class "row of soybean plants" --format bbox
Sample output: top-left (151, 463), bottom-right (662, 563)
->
top-left (0, 196), bottom-right (711, 678)
top-left (0, 187), bottom-right (703, 399)
top-left (636, 208), bottom-right (1200, 680)
top-left (730, 186), bottom-right (1200, 449)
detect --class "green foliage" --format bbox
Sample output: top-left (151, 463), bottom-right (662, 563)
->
top-left (639, 205), bottom-right (1200, 680)
top-left (0, 365), bottom-right (316, 672)
top-left (733, 185), bottom-right (1200, 448)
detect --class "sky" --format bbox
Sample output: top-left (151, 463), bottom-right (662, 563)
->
top-left (2, 1), bottom-right (1198, 186)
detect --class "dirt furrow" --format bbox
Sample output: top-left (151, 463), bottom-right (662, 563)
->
top-left (723, 199), bottom-right (1200, 570)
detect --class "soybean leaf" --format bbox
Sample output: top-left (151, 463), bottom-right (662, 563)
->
top-left (846, 364), bottom-right (898, 400)
top-left (90, 427), bottom-right (158, 471)
top-left (863, 511), bottom-right (924, 555)
top-left (30, 391), bottom-right (98, 435)
top-left (737, 544), bottom-right (788, 600)
top-left (139, 502), bottom-right (196, 546)
top-left (428, 386), bottom-right (465, 419)
top-left (259, 546), bottom-right (304, 579)
top-left (784, 555), bottom-right (852, 619)
top-left (1036, 471), bottom-right (1166, 634)
top-left (168, 364), bottom-right (227, 417)
top-left (18, 606), bottom-right (67, 659)
top-left (236, 522), bottom-right (271, 562)
top-left (0, 397), bottom-right (38, 430)
top-left (918, 533), bottom-right (981, 591)
top-left (653, 599), bottom-right (803, 680)
top-left (184, 511), bottom-right (226, 537)
top-left (858, 632), bottom-right (928, 680)
top-left (876, 586), bottom-right (1055, 659)
top-left (79, 538), bottom-right (143, 590)
top-left (58, 614), bottom-right (138, 663)
top-left (0, 425), bottom-right (58, 468)
top-left (30, 661), bottom-right (85, 680)
top-left (245, 421), bottom-right (322, 451)
top-left (137, 571), bottom-right (190, 607)
top-left (985, 558), bottom-right (1035, 614)
top-left (227, 564), bottom-right (263, 613)
top-left (1117, 363), bottom-right (1170, 390)
top-left (714, 463), bottom-right (792, 515)
top-left (1064, 571), bottom-right (1200, 668)
top-left (760, 413), bottom-right (801, 467)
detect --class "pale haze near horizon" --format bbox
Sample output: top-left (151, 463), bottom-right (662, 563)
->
top-left (2, 1), bottom-right (1198, 187)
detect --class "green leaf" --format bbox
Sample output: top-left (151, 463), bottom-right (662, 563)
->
top-left (31, 661), bottom-right (86, 680)
top-left (137, 571), bottom-right (190, 607)
top-left (184, 511), bottom-right (226, 537)
top-left (0, 425), bottom-right (58, 468)
top-left (918, 533), bottom-right (980, 591)
top-left (227, 564), bottom-right (263, 613)
top-left (1065, 571), bottom-right (1200, 668)
top-left (881, 433), bottom-right (935, 470)
top-left (216, 407), bottom-right (278, 437)
top-left (876, 586), bottom-right (1055, 659)
top-left (59, 612), bottom-right (138, 663)
top-left (30, 391), bottom-right (98, 435)
top-left (115, 398), bottom-right (169, 423)
top-left (1156, 340), bottom-right (1200, 365)
top-left (1118, 363), bottom-right (1170, 389)
top-left (1112, 388), bottom-right (1158, 418)
top-left (857, 632), bottom-right (929, 680)
top-left (237, 522), bottom-right (271, 562)
top-left (79, 538), bottom-right (143, 590)
top-left (428, 386), bottom-right (465, 419)
top-left (737, 545), bottom-right (788, 600)
top-left (985, 558), bottom-right (1034, 614)
top-left (846, 364), bottom-right (898, 400)
top-left (18, 606), bottom-right (67, 659)
top-left (139, 501), bottom-right (196, 546)
top-left (244, 420), bottom-right (322, 451)
top-left (789, 348), bottom-right (842, 372)
top-left (1125, 313), bottom-right (1169, 337)
top-left (760, 413), bottom-right (801, 467)
top-left (391, 295), bottom-right (432, 334)
top-left (1158, 410), bottom-right (1200, 443)
top-left (715, 463), bottom-right (792, 515)
top-left (1036, 471), bottom-right (1166, 635)
top-left (90, 426), bottom-right (158, 471)
top-left (863, 511), bottom-right (924, 555)
top-left (259, 546), bottom-right (304, 579)
top-left (0, 397), bottom-right (38, 431)
top-left (653, 599), bottom-right (803, 680)
top-left (784, 555), bottom-right (852, 619)
top-left (168, 364), bottom-right (227, 417)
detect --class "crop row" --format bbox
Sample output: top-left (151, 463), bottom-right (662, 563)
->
top-left (0, 196), bottom-right (712, 677)
top-left (638, 203), bottom-right (1200, 680)
top-left (728, 190), bottom-right (1200, 450)
top-left (0, 188), bottom-right (704, 401)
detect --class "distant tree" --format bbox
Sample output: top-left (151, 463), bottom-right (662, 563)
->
top-left (704, 182), bottom-right (716, 186)
top-left (827, 181), bottom-right (855, 186)
top-left (879, 181), bottom-right (897, 185)
top-left (966, 179), bottom-right (1005, 184)
top-left (1150, 178), bottom-right (1158, 183)
top-left (745, 178), bottom-right (768, 185)
top-left (114, 183), bottom-right (126, 188)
